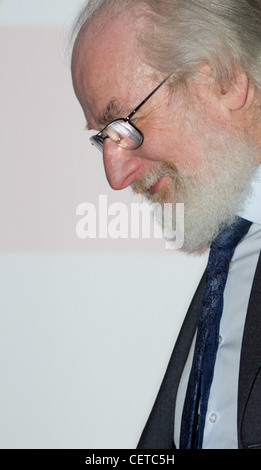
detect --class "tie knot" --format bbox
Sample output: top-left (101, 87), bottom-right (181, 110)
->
top-left (211, 217), bottom-right (252, 251)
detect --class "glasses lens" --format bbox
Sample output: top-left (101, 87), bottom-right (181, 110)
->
top-left (90, 134), bottom-right (105, 152)
top-left (104, 120), bottom-right (143, 150)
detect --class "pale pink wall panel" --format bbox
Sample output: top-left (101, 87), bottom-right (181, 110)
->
top-left (0, 26), bottom-right (165, 253)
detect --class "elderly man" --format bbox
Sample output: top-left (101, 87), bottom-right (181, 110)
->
top-left (70, 0), bottom-right (261, 449)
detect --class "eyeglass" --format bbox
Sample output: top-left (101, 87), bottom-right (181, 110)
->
top-left (90, 73), bottom-right (173, 152)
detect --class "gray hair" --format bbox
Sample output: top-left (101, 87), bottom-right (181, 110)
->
top-left (70, 0), bottom-right (261, 90)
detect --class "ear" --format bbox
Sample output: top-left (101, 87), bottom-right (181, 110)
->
top-left (194, 64), bottom-right (252, 112)
top-left (218, 68), bottom-right (250, 111)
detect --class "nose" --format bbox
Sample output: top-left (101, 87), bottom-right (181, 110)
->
top-left (102, 139), bottom-right (142, 190)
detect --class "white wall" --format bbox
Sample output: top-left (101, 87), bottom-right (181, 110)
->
top-left (0, 0), bottom-right (207, 448)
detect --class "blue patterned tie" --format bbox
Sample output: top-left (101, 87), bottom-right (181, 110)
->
top-left (179, 217), bottom-right (252, 449)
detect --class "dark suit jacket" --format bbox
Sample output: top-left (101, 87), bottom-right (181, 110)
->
top-left (137, 252), bottom-right (261, 449)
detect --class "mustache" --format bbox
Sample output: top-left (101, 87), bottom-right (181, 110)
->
top-left (131, 162), bottom-right (177, 196)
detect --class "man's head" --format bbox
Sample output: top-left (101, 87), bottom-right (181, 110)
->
top-left (70, 0), bottom-right (261, 252)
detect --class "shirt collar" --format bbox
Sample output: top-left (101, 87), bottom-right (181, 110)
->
top-left (238, 165), bottom-right (261, 225)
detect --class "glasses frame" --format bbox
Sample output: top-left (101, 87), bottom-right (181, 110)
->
top-left (90, 72), bottom-right (173, 152)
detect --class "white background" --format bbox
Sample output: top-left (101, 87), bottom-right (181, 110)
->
top-left (0, 0), bottom-right (207, 448)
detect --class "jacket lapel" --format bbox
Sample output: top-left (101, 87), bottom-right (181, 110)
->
top-left (137, 272), bottom-right (206, 449)
top-left (238, 252), bottom-right (261, 449)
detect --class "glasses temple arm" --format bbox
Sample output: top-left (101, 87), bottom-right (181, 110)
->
top-left (126, 72), bottom-right (173, 121)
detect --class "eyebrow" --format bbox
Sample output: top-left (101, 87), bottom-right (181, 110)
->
top-left (97, 99), bottom-right (125, 127)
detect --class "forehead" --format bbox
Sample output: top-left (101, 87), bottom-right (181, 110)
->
top-left (72, 12), bottom-right (154, 126)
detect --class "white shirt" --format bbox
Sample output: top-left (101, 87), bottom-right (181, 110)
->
top-left (174, 166), bottom-right (261, 449)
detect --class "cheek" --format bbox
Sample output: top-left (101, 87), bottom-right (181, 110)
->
top-left (173, 134), bottom-right (203, 173)
top-left (163, 101), bottom-right (208, 174)
top-left (136, 101), bottom-right (207, 174)
top-left (142, 128), bottom-right (203, 174)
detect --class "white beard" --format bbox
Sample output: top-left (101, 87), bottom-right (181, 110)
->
top-left (132, 129), bottom-right (258, 253)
